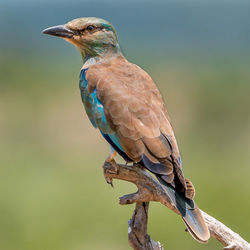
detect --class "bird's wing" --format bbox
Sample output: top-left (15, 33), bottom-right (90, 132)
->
top-left (86, 55), bottom-right (186, 192)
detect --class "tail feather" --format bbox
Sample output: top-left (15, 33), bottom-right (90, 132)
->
top-left (182, 207), bottom-right (210, 243)
top-left (156, 175), bottom-right (210, 243)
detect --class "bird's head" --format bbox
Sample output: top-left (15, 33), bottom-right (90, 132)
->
top-left (42, 17), bottom-right (120, 62)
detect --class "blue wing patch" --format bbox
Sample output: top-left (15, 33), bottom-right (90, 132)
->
top-left (79, 69), bottom-right (96, 127)
top-left (79, 68), bottom-right (131, 161)
top-left (79, 68), bottom-right (111, 133)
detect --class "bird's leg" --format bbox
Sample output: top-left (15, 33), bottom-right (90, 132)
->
top-left (106, 150), bottom-right (117, 163)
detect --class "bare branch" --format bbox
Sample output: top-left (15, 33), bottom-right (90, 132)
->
top-left (103, 160), bottom-right (250, 250)
top-left (202, 212), bottom-right (250, 250)
top-left (128, 202), bottom-right (163, 250)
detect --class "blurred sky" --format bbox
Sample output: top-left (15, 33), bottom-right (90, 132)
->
top-left (0, 0), bottom-right (250, 58)
top-left (2, 0), bottom-right (250, 3)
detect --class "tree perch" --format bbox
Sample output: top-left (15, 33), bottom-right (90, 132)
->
top-left (103, 160), bottom-right (250, 250)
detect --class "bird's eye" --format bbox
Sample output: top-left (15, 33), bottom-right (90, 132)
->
top-left (86, 25), bottom-right (95, 31)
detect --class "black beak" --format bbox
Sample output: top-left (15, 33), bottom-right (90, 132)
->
top-left (42, 25), bottom-right (74, 38)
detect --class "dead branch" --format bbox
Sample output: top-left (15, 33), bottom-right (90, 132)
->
top-left (103, 160), bottom-right (250, 250)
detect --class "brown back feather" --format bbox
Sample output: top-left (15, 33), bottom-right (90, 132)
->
top-left (86, 55), bottom-right (190, 195)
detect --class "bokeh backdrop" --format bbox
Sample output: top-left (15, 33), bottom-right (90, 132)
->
top-left (0, 1), bottom-right (250, 249)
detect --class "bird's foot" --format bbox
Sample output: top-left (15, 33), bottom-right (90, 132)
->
top-left (103, 158), bottom-right (119, 187)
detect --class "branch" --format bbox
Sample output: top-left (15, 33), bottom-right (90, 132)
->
top-left (128, 202), bottom-right (163, 250)
top-left (103, 160), bottom-right (250, 250)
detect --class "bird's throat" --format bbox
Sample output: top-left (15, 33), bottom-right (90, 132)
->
top-left (81, 43), bottom-right (122, 67)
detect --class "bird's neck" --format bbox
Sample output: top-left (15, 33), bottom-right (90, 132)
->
top-left (81, 43), bottom-right (122, 68)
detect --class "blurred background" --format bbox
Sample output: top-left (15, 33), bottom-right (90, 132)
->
top-left (0, 0), bottom-right (250, 249)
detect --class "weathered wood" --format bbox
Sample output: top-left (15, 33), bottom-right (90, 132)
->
top-left (128, 202), bottom-right (163, 250)
top-left (103, 160), bottom-right (250, 250)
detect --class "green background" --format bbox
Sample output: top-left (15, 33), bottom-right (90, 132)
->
top-left (0, 1), bottom-right (250, 249)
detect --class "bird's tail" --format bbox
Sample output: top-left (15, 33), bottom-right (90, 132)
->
top-left (156, 175), bottom-right (210, 243)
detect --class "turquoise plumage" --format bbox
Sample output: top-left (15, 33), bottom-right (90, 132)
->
top-left (79, 68), bottom-right (126, 158)
top-left (80, 68), bottom-right (111, 133)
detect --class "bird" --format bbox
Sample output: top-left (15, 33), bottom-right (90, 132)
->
top-left (43, 17), bottom-right (210, 243)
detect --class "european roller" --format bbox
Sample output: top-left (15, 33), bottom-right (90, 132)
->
top-left (43, 17), bottom-right (210, 243)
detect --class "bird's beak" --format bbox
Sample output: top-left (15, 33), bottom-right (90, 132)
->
top-left (42, 25), bottom-right (74, 38)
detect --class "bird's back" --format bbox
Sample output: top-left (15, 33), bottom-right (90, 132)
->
top-left (85, 55), bottom-right (185, 190)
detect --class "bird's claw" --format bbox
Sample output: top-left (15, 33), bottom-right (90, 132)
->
top-left (105, 176), bottom-right (114, 188)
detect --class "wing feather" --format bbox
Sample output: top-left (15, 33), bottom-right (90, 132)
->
top-left (86, 55), bottom-right (187, 192)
